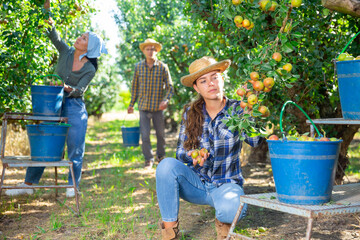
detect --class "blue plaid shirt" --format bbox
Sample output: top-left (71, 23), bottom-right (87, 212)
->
top-left (176, 97), bottom-right (263, 187)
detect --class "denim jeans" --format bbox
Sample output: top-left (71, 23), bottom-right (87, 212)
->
top-left (139, 110), bottom-right (165, 162)
top-left (156, 157), bottom-right (248, 223)
top-left (25, 97), bottom-right (88, 188)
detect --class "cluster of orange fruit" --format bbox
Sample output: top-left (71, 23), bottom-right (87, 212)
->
top-left (234, 16), bottom-right (254, 30)
top-left (236, 72), bottom-right (272, 118)
top-left (190, 148), bottom-right (208, 166)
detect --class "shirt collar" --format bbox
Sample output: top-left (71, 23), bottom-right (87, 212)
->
top-left (143, 58), bottom-right (159, 66)
top-left (203, 96), bottom-right (229, 119)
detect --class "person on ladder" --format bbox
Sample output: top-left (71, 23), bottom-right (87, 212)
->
top-left (5, 0), bottom-right (107, 198)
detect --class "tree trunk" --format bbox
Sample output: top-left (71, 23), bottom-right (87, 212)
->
top-left (322, 0), bottom-right (360, 18)
top-left (247, 139), bottom-right (269, 163)
top-left (334, 124), bottom-right (360, 183)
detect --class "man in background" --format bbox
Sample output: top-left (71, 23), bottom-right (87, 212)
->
top-left (128, 39), bottom-right (173, 168)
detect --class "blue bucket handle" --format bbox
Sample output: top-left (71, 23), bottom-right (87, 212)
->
top-left (337, 31), bottom-right (360, 59)
top-left (121, 113), bottom-right (139, 127)
top-left (31, 74), bottom-right (63, 86)
top-left (279, 100), bottom-right (322, 139)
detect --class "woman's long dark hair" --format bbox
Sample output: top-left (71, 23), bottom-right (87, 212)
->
top-left (86, 57), bottom-right (98, 71)
top-left (182, 95), bottom-right (205, 151)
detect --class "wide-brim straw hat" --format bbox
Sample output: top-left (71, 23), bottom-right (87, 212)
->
top-left (139, 38), bottom-right (162, 52)
top-left (180, 56), bottom-right (231, 87)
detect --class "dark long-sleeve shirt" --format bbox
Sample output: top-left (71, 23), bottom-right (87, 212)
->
top-left (48, 27), bottom-right (95, 99)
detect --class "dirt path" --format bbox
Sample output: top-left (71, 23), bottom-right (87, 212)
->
top-left (1, 112), bottom-right (360, 239)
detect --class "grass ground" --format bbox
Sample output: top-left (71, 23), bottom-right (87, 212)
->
top-left (0, 114), bottom-right (360, 239)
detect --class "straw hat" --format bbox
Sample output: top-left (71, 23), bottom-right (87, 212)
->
top-left (180, 57), bottom-right (231, 87)
top-left (139, 38), bottom-right (162, 52)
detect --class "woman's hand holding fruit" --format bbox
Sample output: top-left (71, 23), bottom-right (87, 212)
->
top-left (188, 148), bottom-right (209, 167)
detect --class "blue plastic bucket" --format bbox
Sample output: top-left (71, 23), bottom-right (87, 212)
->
top-left (26, 123), bottom-right (70, 162)
top-left (121, 126), bottom-right (140, 147)
top-left (267, 140), bottom-right (342, 205)
top-left (336, 60), bottom-right (360, 119)
top-left (31, 85), bottom-right (64, 116)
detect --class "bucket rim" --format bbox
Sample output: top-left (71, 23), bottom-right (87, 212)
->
top-left (26, 123), bottom-right (71, 127)
top-left (267, 139), bottom-right (343, 143)
top-left (121, 125), bottom-right (140, 129)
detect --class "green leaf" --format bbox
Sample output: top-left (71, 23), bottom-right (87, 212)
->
top-left (281, 42), bottom-right (294, 53)
top-left (223, 10), bottom-right (233, 20)
top-left (291, 32), bottom-right (303, 38)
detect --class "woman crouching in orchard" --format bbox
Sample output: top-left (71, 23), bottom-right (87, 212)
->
top-left (5, 0), bottom-right (107, 198)
top-left (156, 56), bottom-right (264, 240)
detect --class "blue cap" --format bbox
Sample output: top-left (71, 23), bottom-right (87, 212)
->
top-left (79, 31), bottom-right (108, 60)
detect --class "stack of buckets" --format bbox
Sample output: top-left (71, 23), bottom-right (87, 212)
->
top-left (28, 75), bottom-right (70, 162)
top-left (267, 101), bottom-right (342, 205)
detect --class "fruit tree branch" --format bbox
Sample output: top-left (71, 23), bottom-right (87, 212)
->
top-left (274, 6), bottom-right (293, 47)
top-left (322, 0), bottom-right (360, 18)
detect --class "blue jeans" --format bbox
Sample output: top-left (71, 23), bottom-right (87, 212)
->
top-left (156, 158), bottom-right (248, 223)
top-left (25, 98), bottom-right (88, 188)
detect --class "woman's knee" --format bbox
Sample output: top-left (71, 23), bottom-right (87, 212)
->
top-left (156, 157), bottom-right (179, 179)
top-left (213, 184), bottom-right (247, 223)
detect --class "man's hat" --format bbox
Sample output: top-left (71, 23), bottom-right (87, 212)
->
top-left (139, 38), bottom-right (162, 52)
top-left (180, 56), bottom-right (231, 87)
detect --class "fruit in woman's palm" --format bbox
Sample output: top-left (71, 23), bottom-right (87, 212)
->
top-left (196, 155), bottom-right (202, 164)
top-left (199, 148), bottom-right (208, 157)
top-left (191, 150), bottom-right (199, 159)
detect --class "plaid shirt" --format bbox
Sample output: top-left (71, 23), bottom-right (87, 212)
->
top-left (129, 59), bottom-right (173, 111)
top-left (176, 98), bottom-right (263, 187)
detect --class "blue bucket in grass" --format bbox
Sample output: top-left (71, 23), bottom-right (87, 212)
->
top-left (267, 140), bottom-right (342, 205)
top-left (121, 126), bottom-right (140, 147)
top-left (336, 60), bottom-right (360, 119)
top-left (27, 123), bottom-right (70, 162)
